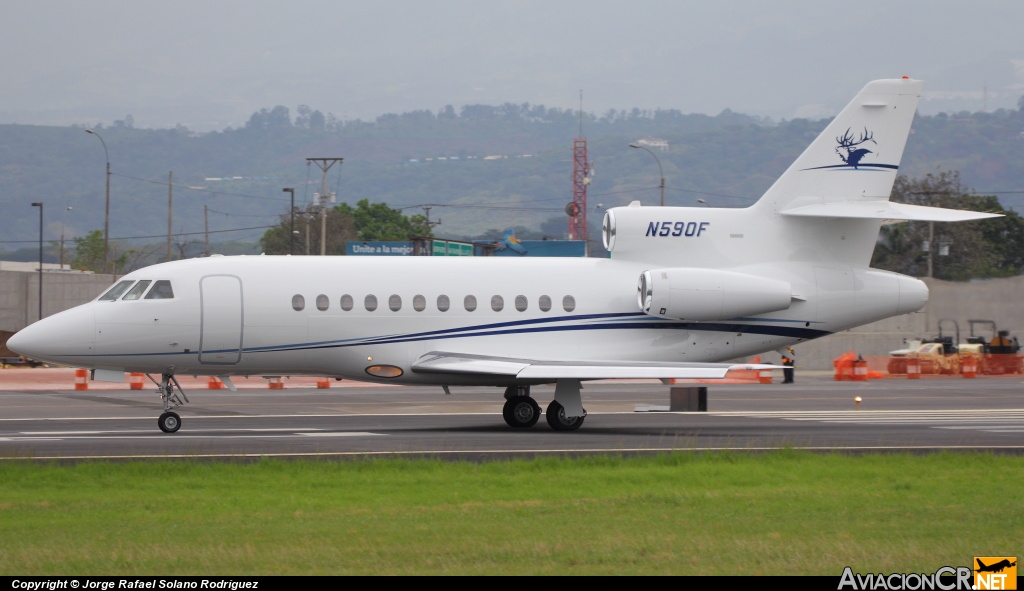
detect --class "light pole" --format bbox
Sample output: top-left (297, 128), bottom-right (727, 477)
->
top-left (629, 143), bottom-right (665, 207)
top-left (283, 188), bottom-right (295, 255)
top-left (85, 129), bottom-right (111, 273)
top-left (31, 202), bottom-right (43, 321)
top-left (60, 206), bottom-right (72, 268)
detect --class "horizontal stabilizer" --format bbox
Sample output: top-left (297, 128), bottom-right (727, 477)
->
top-left (781, 200), bottom-right (1003, 223)
top-left (412, 351), bottom-right (780, 380)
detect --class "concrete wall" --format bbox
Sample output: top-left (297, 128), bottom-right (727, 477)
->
top-left (0, 270), bottom-right (118, 332)
top-left (790, 277), bottom-right (1024, 370)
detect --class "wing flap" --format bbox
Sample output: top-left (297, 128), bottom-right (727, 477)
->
top-left (411, 351), bottom-right (779, 380)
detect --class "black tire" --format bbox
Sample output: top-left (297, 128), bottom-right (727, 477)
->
top-left (502, 396), bottom-right (540, 428)
top-left (158, 411), bottom-right (181, 433)
top-left (546, 400), bottom-right (585, 431)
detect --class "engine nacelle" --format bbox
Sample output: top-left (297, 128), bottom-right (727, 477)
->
top-left (638, 268), bottom-right (792, 321)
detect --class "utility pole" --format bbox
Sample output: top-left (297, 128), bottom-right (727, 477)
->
top-left (167, 171), bottom-right (173, 262)
top-left (31, 202), bottom-right (43, 321)
top-left (419, 205), bottom-right (443, 234)
top-left (306, 158), bottom-right (343, 255)
top-left (320, 197), bottom-right (327, 256)
top-left (204, 205), bottom-right (210, 257)
top-left (927, 220), bottom-right (934, 279)
top-left (305, 208), bottom-right (311, 256)
top-left (84, 129), bottom-right (111, 273)
top-left (282, 188), bottom-right (295, 255)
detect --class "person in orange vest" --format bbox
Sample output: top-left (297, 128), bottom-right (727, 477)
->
top-left (782, 347), bottom-right (795, 384)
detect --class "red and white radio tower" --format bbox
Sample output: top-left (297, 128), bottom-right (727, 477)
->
top-left (568, 138), bottom-right (588, 242)
top-left (568, 92), bottom-right (590, 246)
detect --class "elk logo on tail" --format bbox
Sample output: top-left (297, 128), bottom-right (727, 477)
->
top-left (836, 127), bottom-right (876, 169)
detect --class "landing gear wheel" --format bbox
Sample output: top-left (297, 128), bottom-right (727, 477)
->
top-left (546, 400), bottom-right (585, 431)
top-left (502, 396), bottom-right (540, 428)
top-left (158, 411), bottom-right (181, 433)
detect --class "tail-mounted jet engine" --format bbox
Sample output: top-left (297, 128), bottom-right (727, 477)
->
top-left (638, 268), bottom-right (792, 321)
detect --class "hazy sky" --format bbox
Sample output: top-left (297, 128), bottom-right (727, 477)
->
top-left (3, 1), bottom-right (1023, 130)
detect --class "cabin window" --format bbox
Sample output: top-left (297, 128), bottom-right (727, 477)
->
top-left (464, 295), bottom-right (477, 312)
top-left (515, 295), bottom-right (528, 312)
top-left (99, 280), bottom-right (134, 301)
top-left (413, 295), bottom-right (426, 312)
top-left (562, 295), bottom-right (576, 312)
top-left (490, 295), bottom-right (504, 312)
top-left (389, 294), bottom-right (402, 312)
top-left (292, 294), bottom-right (305, 311)
top-left (538, 295), bottom-right (552, 312)
top-left (145, 280), bottom-right (174, 299)
top-left (365, 295), bottom-right (378, 312)
top-left (316, 294), bottom-right (329, 311)
top-left (340, 294), bottom-right (353, 311)
top-left (122, 280), bottom-right (152, 301)
top-left (437, 295), bottom-right (450, 312)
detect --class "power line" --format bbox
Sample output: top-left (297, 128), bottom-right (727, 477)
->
top-left (206, 208), bottom-right (282, 218)
top-left (112, 172), bottom-right (293, 202)
top-left (0, 224), bottom-right (278, 245)
top-left (398, 203), bottom-right (562, 212)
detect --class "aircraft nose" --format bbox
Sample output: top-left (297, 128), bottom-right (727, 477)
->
top-left (7, 305), bottom-right (95, 366)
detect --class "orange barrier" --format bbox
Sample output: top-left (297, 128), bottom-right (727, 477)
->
top-left (758, 369), bottom-right (773, 384)
top-left (961, 355), bottom-right (977, 378)
top-left (833, 351), bottom-right (856, 381)
top-left (855, 355), bottom-right (1021, 379)
top-left (980, 353), bottom-right (1024, 375)
top-left (207, 376), bottom-right (224, 390)
top-left (316, 377), bottom-right (331, 389)
top-left (74, 368), bottom-right (88, 390)
top-left (906, 357), bottom-right (921, 379)
top-left (852, 357), bottom-right (868, 381)
top-left (268, 377), bottom-right (284, 390)
top-left (129, 372), bottom-right (145, 390)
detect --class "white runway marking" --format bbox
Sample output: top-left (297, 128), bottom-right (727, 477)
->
top-left (726, 409), bottom-right (1024, 434)
top-left (298, 432), bottom-right (380, 437)
top-left (0, 430), bottom-right (382, 441)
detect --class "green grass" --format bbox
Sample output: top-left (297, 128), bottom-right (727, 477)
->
top-left (0, 451), bottom-right (1020, 575)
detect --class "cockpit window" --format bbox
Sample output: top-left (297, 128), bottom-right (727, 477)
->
top-left (122, 280), bottom-right (152, 301)
top-left (98, 280), bottom-right (135, 301)
top-left (145, 280), bottom-right (175, 299)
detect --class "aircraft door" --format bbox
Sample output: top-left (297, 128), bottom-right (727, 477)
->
top-left (199, 275), bottom-right (243, 365)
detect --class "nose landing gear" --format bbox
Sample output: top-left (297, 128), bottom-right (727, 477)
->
top-left (158, 411), bottom-right (181, 433)
top-left (151, 373), bottom-right (188, 433)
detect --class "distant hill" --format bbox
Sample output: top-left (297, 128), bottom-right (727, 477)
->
top-left (3, 100), bottom-right (1023, 254)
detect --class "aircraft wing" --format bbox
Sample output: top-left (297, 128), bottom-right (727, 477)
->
top-left (780, 200), bottom-right (1003, 222)
top-left (411, 351), bottom-right (778, 380)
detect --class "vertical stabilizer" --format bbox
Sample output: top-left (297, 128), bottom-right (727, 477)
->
top-left (753, 78), bottom-right (922, 213)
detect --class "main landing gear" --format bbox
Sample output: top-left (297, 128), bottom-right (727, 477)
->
top-left (151, 373), bottom-right (189, 433)
top-left (501, 384), bottom-right (586, 431)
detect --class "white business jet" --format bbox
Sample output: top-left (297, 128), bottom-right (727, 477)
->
top-left (9, 78), bottom-right (999, 433)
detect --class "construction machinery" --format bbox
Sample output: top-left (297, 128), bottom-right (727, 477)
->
top-left (888, 319), bottom-right (1021, 375)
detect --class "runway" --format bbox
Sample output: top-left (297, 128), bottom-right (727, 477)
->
top-left (1, 371), bottom-right (1023, 459)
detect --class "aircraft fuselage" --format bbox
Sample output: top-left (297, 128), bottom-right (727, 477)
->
top-left (14, 254), bottom-right (924, 386)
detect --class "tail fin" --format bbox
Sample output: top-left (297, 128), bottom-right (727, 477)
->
top-left (753, 78), bottom-right (922, 214)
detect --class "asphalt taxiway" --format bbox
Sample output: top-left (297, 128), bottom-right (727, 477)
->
top-left (1, 371), bottom-right (1022, 459)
